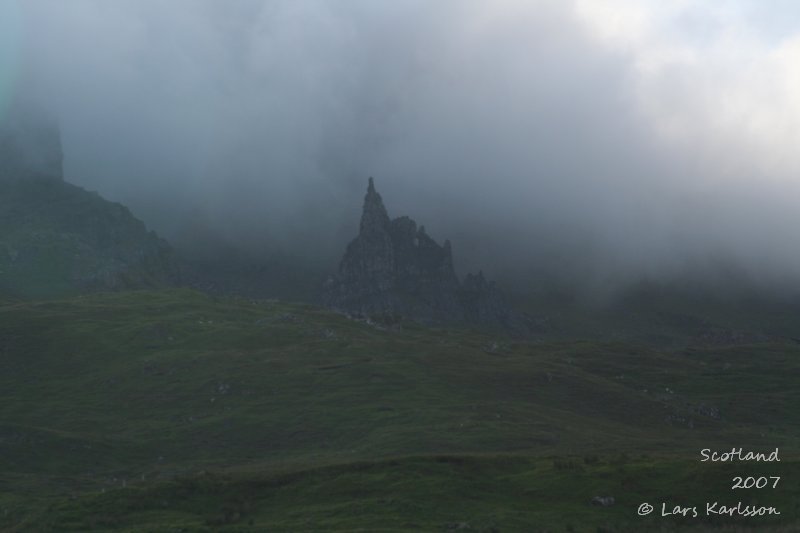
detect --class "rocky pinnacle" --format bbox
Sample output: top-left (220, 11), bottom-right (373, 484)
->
top-left (321, 178), bottom-right (528, 333)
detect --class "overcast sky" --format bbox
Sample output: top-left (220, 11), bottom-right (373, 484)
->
top-left (2, 0), bottom-right (800, 294)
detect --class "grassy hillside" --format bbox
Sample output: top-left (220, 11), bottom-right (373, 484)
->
top-left (513, 281), bottom-right (800, 350)
top-left (1, 289), bottom-right (798, 531)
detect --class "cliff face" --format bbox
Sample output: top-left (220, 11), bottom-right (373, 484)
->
top-left (0, 101), bottom-right (178, 298)
top-left (322, 178), bottom-right (526, 331)
top-left (0, 99), bottom-right (64, 182)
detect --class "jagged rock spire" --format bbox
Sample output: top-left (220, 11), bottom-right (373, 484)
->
top-left (360, 177), bottom-right (390, 235)
top-left (322, 177), bottom-right (528, 333)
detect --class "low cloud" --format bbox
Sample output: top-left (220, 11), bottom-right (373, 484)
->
top-left (5, 0), bottom-right (800, 295)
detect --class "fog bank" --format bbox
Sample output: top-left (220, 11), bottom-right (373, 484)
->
top-left (4, 0), bottom-right (800, 296)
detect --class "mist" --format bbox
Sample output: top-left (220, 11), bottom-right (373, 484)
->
top-left (4, 0), bottom-right (800, 298)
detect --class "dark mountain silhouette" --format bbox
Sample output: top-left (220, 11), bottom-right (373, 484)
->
top-left (0, 102), bottom-right (178, 298)
top-left (321, 178), bottom-right (528, 332)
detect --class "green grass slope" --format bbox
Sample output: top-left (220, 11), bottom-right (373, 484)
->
top-left (514, 281), bottom-right (800, 349)
top-left (1, 290), bottom-right (798, 531)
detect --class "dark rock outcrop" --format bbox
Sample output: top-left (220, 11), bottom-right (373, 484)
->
top-left (0, 178), bottom-right (179, 298)
top-left (322, 178), bottom-right (527, 332)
